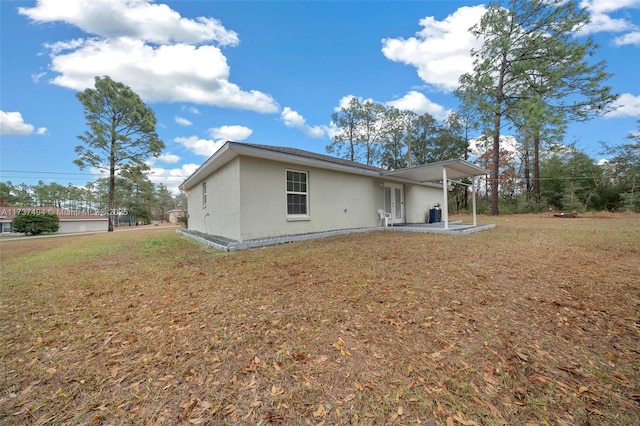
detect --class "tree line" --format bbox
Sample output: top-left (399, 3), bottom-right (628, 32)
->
top-left (4, 1), bottom-right (638, 222)
top-left (0, 172), bottom-right (187, 225)
top-left (327, 0), bottom-right (638, 214)
top-left (328, 93), bottom-right (639, 213)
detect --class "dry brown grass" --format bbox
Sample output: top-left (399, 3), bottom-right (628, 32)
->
top-left (1, 214), bottom-right (639, 425)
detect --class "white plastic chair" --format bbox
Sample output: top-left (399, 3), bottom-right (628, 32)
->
top-left (378, 209), bottom-right (392, 227)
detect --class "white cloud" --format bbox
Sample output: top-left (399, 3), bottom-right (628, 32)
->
top-left (578, 0), bottom-right (640, 36)
top-left (31, 71), bottom-right (48, 83)
top-left (580, 0), bottom-right (640, 15)
top-left (88, 166), bottom-right (109, 179)
top-left (45, 37), bottom-right (279, 112)
top-left (281, 107), bottom-right (327, 138)
top-left (19, 0), bottom-right (239, 46)
top-left (174, 126), bottom-right (252, 158)
top-left (20, 1), bottom-right (279, 113)
top-left (469, 134), bottom-right (519, 157)
top-left (181, 105), bottom-right (201, 115)
top-left (335, 95), bottom-right (375, 112)
top-left (613, 31), bottom-right (640, 46)
top-left (155, 153), bottom-right (181, 164)
top-left (0, 110), bottom-right (47, 136)
top-left (381, 5), bottom-right (486, 92)
top-left (207, 125), bottom-right (253, 143)
top-left (44, 38), bottom-right (86, 54)
top-left (606, 93), bottom-right (640, 118)
top-left (174, 136), bottom-right (226, 157)
top-left (386, 91), bottom-right (449, 120)
top-left (577, 11), bottom-right (635, 34)
top-left (148, 163), bottom-right (200, 194)
top-left (175, 116), bottom-right (192, 126)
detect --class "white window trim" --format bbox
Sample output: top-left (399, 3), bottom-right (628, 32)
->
top-left (286, 169), bottom-right (310, 220)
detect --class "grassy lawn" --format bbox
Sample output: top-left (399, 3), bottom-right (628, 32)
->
top-left (1, 214), bottom-right (639, 425)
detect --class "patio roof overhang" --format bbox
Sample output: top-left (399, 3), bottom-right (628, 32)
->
top-left (381, 158), bottom-right (489, 183)
top-left (382, 159), bottom-right (489, 230)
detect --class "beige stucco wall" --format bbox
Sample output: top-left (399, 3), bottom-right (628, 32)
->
top-left (235, 156), bottom-right (435, 240)
top-left (404, 185), bottom-right (443, 224)
top-left (187, 158), bottom-right (242, 240)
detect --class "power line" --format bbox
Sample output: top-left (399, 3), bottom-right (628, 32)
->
top-left (0, 169), bottom-right (191, 179)
top-left (0, 169), bottom-right (96, 176)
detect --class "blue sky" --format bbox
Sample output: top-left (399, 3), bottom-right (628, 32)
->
top-left (1, 0), bottom-right (639, 193)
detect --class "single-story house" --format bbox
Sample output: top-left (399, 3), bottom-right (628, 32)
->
top-left (0, 207), bottom-right (109, 235)
top-left (179, 141), bottom-right (489, 245)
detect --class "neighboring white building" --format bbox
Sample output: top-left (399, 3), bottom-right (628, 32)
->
top-left (168, 209), bottom-right (186, 225)
top-left (0, 207), bottom-right (108, 235)
top-left (179, 142), bottom-right (488, 244)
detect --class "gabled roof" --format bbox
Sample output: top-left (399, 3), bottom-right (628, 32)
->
top-left (180, 141), bottom-right (384, 191)
top-left (244, 143), bottom-right (385, 172)
top-left (179, 141), bottom-right (489, 191)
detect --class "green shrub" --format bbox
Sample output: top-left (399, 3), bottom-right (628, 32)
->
top-left (12, 212), bottom-right (60, 235)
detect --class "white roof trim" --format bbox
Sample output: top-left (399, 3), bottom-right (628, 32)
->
top-left (382, 159), bottom-right (489, 183)
top-left (180, 141), bottom-right (382, 191)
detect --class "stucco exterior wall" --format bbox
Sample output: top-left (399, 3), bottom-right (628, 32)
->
top-left (404, 185), bottom-right (443, 224)
top-left (236, 157), bottom-right (399, 240)
top-left (187, 158), bottom-right (242, 240)
top-left (59, 220), bottom-right (108, 233)
top-left (0, 218), bottom-right (108, 234)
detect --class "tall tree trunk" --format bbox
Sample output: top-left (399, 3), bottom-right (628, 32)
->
top-left (108, 139), bottom-right (116, 232)
top-left (491, 53), bottom-right (508, 216)
top-left (523, 131), bottom-right (531, 202)
top-left (491, 127), bottom-right (500, 215)
top-left (534, 134), bottom-right (541, 204)
top-left (108, 168), bottom-right (115, 232)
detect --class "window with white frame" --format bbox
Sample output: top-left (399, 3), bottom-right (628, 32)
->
top-left (202, 182), bottom-right (207, 207)
top-left (286, 170), bottom-right (308, 215)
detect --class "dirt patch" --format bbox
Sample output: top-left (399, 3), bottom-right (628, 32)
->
top-left (1, 214), bottom-right (639, 425)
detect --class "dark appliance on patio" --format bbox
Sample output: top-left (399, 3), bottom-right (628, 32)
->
top-left (428, 204), bottom-right (441, 223)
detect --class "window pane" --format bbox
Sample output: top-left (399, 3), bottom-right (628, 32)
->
top-left (287, 194), bottom-right (307, 215)
top-left (286, 170), bottom-right (308, 215)
top-left (202, 182), bottom-right (207, 206)
top-left (384, 187), bottom-right (391, 212)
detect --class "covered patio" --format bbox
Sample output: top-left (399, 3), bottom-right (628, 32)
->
top-left (383, 159), bottom-right (489, 230)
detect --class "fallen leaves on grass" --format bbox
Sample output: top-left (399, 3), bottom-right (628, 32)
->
top-left (1, 215), bottom-right (639, 424)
